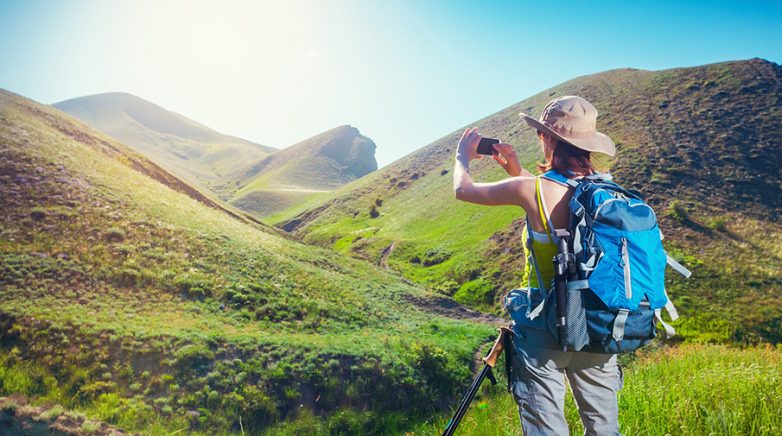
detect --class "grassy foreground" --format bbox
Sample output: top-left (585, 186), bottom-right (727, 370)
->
top-left (5, 344), bottom-right (779, 434)
top-left (410, 344), bottom-right (782, 436)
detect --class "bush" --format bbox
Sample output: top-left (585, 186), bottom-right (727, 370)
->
top-left (104, 227), bottom-right (126, 243)
top-left (404, 342), bottom-right (467, 404)
top-left (422, 248), bottom-right (451, 267)
top-left (453, 277), bottom-right (496, 307)
top-left (665, 200), bottom-right (689, 223)
top-left (77, 381), bottom-right (117, 404)
top-left (30, 207), bottom-right (46, 221)
top-left (226, 385), bottom-right (279, 431)
top-left (174, 274), bottom-right (214, 300)
top-left (112, 268), bottom-right (140, 288)
top-left (174, 343), bottom-right (215, 369)
top-left (706, 215), bottom-right (730, 231)
top-left (327, 409), bottom-right (373, 435)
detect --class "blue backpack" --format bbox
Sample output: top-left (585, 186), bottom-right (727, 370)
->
top-left (507, 171), bottom-right (691, 353)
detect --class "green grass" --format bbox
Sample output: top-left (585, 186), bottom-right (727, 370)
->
top-left (411, 344), bottom-right (782, 435)
top-left (0, 88), bottom-right (493, 434)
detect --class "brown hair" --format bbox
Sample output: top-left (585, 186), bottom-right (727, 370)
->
top-left (536, 130), bottom-right (595, 175)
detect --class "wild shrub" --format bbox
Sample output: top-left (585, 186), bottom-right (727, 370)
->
top-left (706, 215), bottom-right (730, 231)
top-left (327, 409), bottom-right (373, 435)
top-left (404, 341), bottom-right (468, 406)
top-left (81, 420), bottom-right (102, 433)
top-left (422, 248), bottom-right (450, 267)
top-left (104, 227), bottom-right (126, 243)
top-left (174, 273), bottom-right (214, 300)
top-left (111, 268), bottom-right (140, 288)
top-left (174, 343), bottom-right (215, 371)
top-left (39, 404), bottom-right (65, 420)
top-left (453, 277), bottom-right (496, 307)
top-left (76, 381), bottom-right (117, 404)
top-left (227, 385), bottom-right (279, 431)
top-left (30, 207), bottom-right (46, 221)
top-left (428, 279), bottom-right (459, 296)
top-left (665, 200), bottom-right (689, 223)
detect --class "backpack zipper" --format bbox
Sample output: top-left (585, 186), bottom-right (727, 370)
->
top-left (621, 237), bottom-right (632, 299)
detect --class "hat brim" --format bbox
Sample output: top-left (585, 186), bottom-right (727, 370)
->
top-left (519, 112), bottom-right (616, 157)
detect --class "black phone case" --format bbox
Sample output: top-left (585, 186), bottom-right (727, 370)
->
top-left (477, 137), bottom-right (499, 155)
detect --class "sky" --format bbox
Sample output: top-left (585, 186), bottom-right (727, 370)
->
top-left (1, 0), bottom-right (781, 167)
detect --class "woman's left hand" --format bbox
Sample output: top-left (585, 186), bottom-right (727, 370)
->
top-left (492, 142), bottom-right (522, 176)
top-left (456, 127), bottom-right (482, 161)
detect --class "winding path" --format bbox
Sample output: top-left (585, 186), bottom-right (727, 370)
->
top-left (378, 241), bottom-right (396, 269)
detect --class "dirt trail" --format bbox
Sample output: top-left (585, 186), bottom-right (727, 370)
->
top-left (402, 294), bottom-right (505, 325)
top-left (378, 241), bottom-right (505, 325)
top-left (378, 241), bottom-right (396, 269)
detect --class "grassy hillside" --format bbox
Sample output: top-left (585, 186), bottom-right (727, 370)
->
top-left (53, 92), bottom-right (277, 188)
top-left (0, 89), bottom-right (493, 434)
top-left (220, 125), bottom-right (378, 218)
top-left (272, 58), bottom-right (782, 344)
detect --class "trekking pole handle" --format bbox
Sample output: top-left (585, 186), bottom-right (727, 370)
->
top-left (482, 326), bottom-right (514, 368)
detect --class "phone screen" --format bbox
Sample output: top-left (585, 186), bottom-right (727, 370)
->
top-left (477, 137), bottom-right (500, 155)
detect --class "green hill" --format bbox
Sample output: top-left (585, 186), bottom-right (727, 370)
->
top-left (0, 89), bottom-right (491, 433)
top-left (53, 92), bottom-right (277, 187)
top-left (273, 58), bottom-right (782, 344)
top-left (221, 125), bottom-right (378, 218)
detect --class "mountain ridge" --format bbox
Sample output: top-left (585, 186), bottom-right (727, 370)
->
top-left (223, 124), bottom-right (378, 217)
top-left (53, 92), bottom-right (277, 186)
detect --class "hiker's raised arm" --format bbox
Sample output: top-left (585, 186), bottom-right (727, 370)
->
top-left (453, 128), bottom-right (534, 208)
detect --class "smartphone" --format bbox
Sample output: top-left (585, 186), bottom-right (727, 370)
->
top-left (477, 137), bottom-right (500, 155)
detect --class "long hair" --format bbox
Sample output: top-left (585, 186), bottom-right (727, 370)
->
top-left (536, 131), bottom-right (595, 175)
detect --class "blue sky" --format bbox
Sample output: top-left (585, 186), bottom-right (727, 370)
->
top-left (1, 0), bottom-right (780, 167)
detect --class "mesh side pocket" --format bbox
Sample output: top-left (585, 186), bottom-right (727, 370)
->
top-left (565, 289), bottom-right (590, 351)
top-left (546, 289), bottom-right (590, 351)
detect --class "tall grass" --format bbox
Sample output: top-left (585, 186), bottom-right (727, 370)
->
top-left (412, 345), bottom-right (782, 435)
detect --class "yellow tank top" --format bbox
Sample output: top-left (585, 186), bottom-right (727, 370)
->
top-left (520, 177), bottom-right (561, 290)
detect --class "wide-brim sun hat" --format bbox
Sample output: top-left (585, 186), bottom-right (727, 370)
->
top-left (519, 95), bottom-right (616, 156)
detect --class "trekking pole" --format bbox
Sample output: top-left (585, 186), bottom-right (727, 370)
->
top-left (553, 229), bottom-right (575, 351)
top-left (442, 326), bottom-right (513, 436)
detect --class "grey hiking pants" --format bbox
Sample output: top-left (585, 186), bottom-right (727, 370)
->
top-left (508, 325), bottom-right (623, 436)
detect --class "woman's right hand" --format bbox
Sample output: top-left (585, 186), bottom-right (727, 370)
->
top-left (492, 143), bottom-right (522, 176)
top-left (456, 127), bottom-right (482, 161)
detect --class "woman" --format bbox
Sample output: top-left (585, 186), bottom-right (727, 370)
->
top-left (453, 96), bottom-right (622, 435)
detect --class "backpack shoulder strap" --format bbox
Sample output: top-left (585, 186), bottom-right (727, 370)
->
top-left (540, 170), bottom-right (571, 186)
